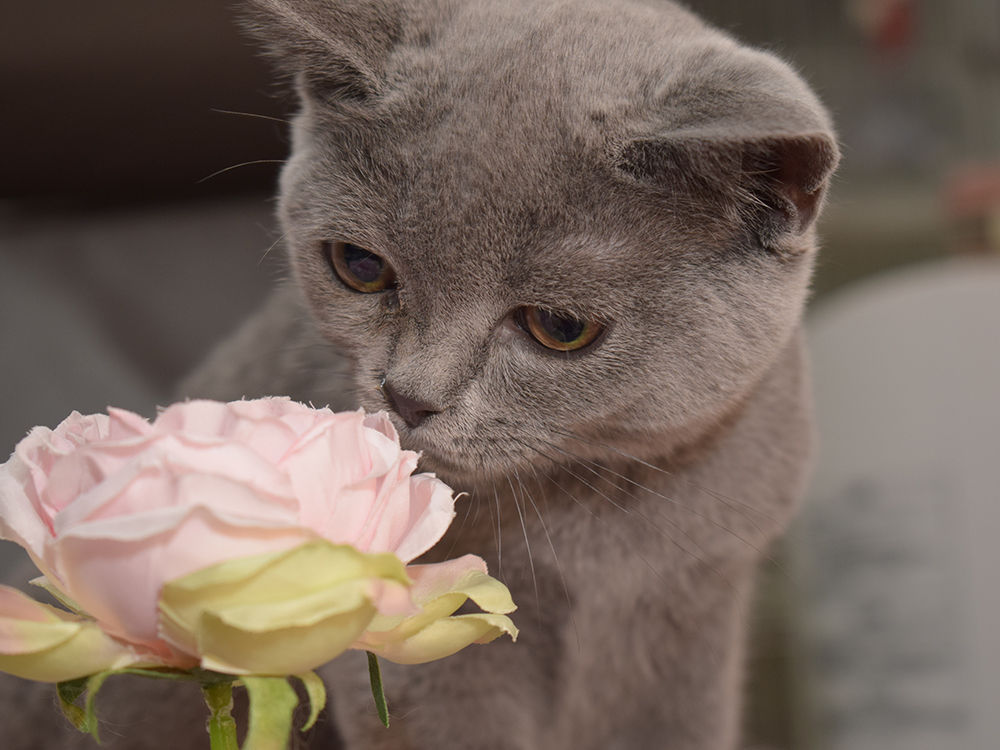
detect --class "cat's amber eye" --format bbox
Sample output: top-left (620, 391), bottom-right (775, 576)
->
top-left (326, 241), bottom-right (397, 293)
top-left (519, 307), bottom-right (604, 352)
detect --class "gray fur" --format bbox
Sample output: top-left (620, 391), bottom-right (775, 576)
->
top-left (0, 1), bottom-right (836, 748)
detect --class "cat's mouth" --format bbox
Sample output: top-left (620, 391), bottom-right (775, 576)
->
top-left (411, 430), bottom-right (596, 502)
top-left (374, 404), bottom-right (543, 486)
top-left (363, 376), bottom-right (574, 485)
top-left (396, 423), bottom-right (516, 485)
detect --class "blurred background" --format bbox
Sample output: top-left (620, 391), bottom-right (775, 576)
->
top-left (0, 1), bottom-right (998, 749)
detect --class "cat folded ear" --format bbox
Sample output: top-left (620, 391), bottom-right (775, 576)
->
top-left (617, 131), bottom-right (839, 252)
top-left (244, 0), bottom-right (404, 104)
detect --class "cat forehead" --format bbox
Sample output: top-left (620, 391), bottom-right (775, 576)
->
top-left (290, 0), bottom-right (828, 178)
top-left (374, 225), bottom-right (655, 312)
top-left (262, 0), bottom-right (829, 140)
top-left (384, 1), bottom-right (722, 124)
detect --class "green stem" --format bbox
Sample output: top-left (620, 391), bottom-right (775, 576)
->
top-left (203, 681), bottom-right (240, 750)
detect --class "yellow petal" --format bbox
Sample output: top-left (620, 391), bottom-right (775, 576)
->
top-left (365, 556), bottom-right (515, 637)
top-left (30, 575), bottom-right (89, 617)
top-left (0, 585), bottom-right (143, 682)
top-left (159, 541), bottom-right (412, 675)
top-left (197, 601), bottom-right (377, 675)
top-left (354, 555), bottom-right (518, 664)
top-left (361, 613), bottom-right (518, 665)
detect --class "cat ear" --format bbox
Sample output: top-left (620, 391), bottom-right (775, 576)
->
top-left (617, 131), bottom-right (839, 251)
top-left (244, 0), bottom-right (404, 103)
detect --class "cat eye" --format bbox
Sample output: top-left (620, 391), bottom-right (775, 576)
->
top-left (518, 307), bottom-right (604, 352)
top-left (325, 241), bottom-right (397, 293)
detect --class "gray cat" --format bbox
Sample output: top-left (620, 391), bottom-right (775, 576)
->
top-left (0, 1), bottom-right (837, 748)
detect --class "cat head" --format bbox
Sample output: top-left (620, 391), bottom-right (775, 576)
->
top-left (247, 0), bottom-right (838, 486)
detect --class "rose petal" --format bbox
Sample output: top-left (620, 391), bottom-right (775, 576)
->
top-left (107, 407), bottom-right (153, 440)
top-left (56, 474), bottom-right (301, 543)
top-left (56, 412), bottom-right (112, 445)
top-left (158, 541), bottom-right (415, 675)
top-left (195, 603), bottom-right (378, 676)
top-left (362, 613), bottom-right (519, 665)
top-left (0, 585), bottom-right (148, 682)
top-left (0, 455), bottom-right (53, 558)
top-left (14, 415), bottom-right (113, 518)
top-left (43, 435), bottom-right (158, 514)
top-left (56, 507), bottom-right (316, 647)
top-left (52, 441), bottom-right (297, 534)
top-left (341, 453), bottom-right (415, 555)
top-left (281, 413), bottom-right (371, 532)
top-left (153, 400), bottom-right (237, 439)
top-left (155, 400), bottom-right (309, 465)
top-left (354, 555), bottom-right (518, 664)
top-left (390, 473), bottom-right (457, 563)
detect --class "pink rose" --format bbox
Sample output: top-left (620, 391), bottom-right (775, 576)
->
top-left (0, 399), bottom-right (456, 660)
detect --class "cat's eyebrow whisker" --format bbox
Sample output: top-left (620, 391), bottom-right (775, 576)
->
top-left (510, 470), bottom-right (541, 624)
top-left (197, 159), bottom-right (288, 184)
top-left (556, 429), bottom-right (786, 539)
top-left (258, 230), bottom-right (290, 265)
top-left (518, 439), bottom-right (722, 669)
top-left (538, 438), bottom-right (750, 623)
top-left (210, 107), bottom-right (319, 135)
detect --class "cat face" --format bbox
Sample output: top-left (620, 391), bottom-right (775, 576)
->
top-left (250, 0), bottom-right (837, 486)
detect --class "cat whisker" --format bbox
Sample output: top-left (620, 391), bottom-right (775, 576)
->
top-left (491, 481), bottom-right (505, 584)
top-left (469, 490), bottom-right (483, 529)
top-left (509, 470), bottom-right (541, 622)
top-left (527, 441), bottom-right (701, 566)
top-left (517, 439), bottom-right (722, 668)
top-left (556, 429), bottom-right (786, 538)
top-left (197, 159), bottom-right (288, 184)
top-left (537, 438), bottom-right (750, 623)
top-left (440, 491), bottom-right (477, 562)
top-left (210, 107), bottom-right (318, 135)
top-left (258, 230), bottom-right (290, 265)
top-left (555, 430), bottom-right (795, 581)
top-left (525, 464), bottom-right (581, 652)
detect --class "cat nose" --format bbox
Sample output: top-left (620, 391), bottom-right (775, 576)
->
top-left (381, 380), bottom-right (440, 428)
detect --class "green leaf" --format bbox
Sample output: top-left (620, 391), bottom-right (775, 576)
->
top-left (55, 671), bottom-right (112, 742)
top-left (241, 676), bottom-right (299, 750)
top-left (56, 678), bottom-right (90, 734)
top-left (202, 680), bottom-right (239, 750)
top-left (367, 652), bottom-right (389, 728)
top-left (292, 672), bottom-right (326, 732)
top-left (56, 676), bottom-right (88, 706)
top-left (83, 671), bottom-right (112, 741)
